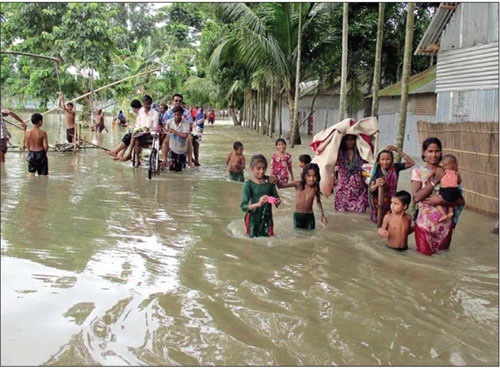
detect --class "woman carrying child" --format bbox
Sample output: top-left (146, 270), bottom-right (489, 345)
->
top-left (275, 163), bottom-right (327, 229)
top-left (368, 145), bottom-right (415, 225)
top-left (411, 137), bottom-right (465, 256)
top-left (240, 154), bottom-right (281, 237)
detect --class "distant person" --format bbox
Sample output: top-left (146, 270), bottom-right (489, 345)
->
top-left (115, 110), bottom-right (127, 127)
top-left (207, 109), bottom-right (215, 125)
top-left (377, 190), bottom-right (414, 251)
top-left (226, 141), bottom-right (245, 182)
top-left (163, 105), bottom-right (191, 171)
top-left (368, 145), bottom-right (415, 225)
top-left (91, 109), bottom-right (107, 133)
top-left (25, 113), bottom-right (49, 177)
top-left (275, 163), bottom-right (327, 229)
top-left (106, 100), bottom-right (142, 159)
top-left (428, 154), bottom-right (463, 223)
top-left (161, 94), bottom-right (195, 168)
top-left (298, 154), bottom-right (312, 173)
top-left (1, 107), bottom-right (26, 163)
top-left (58, 92), bottom-right (76, 143)
top-left (271, 138), bottom-right (294, 185)
top-left (240, 154), bottom-right (281, 238)
top-left (121, 95), bottom-right (159, 166)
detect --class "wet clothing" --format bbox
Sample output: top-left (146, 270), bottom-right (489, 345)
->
top-left (368, 162), bottom-right (407, 223)
top-left (411, 166), bottom-right (453, 256)
top-left (271, 152), bottom-right (293, 185)
top-left (66, 128), bottom-right (75, 143)
top-left (27, 150), bottom-right (48, 175)
top-left (293, 212), bottom-right (316, 229)
top-left (334, 148), bottom-right (368, 213)
top-left (241, 178), bottom-right (279, 238)
top-left (166, 119), bottom-right (190, 155)
top-left (229, 171), bottom-right (244, 182)
top-left (169, 151), bottom-right (186, 172)
top-left (121, 132), bottom-right (132, 146)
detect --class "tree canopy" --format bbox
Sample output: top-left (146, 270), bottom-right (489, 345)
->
top-left (1, 2), bottom-right (436, 117)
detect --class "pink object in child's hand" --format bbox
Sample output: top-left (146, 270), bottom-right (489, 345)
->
top-left (268, 196), bottom-right (276, 204)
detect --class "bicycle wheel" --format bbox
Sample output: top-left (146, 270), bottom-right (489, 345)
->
top-left (148, 148), bottom-right (156, 180)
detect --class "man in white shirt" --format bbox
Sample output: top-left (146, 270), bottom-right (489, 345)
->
top-left (164, 105), bottom-right (191, 171)
top-left (121, 95), bottom-right (159, 167)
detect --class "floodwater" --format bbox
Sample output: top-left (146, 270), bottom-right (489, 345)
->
top-left (1, 114), bottom-right (498, 366)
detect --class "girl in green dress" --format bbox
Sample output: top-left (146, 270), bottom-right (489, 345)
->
top-left (240, 154), bottom-right (281, 237)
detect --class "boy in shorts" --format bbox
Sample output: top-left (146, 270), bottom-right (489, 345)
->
top-left (25, 113), bottom-right (49, 177)
top-left (377, 190), bottom-right (414, 251)
top-left (226, 141), bottom-right (245, 182)
top-left (164, 106), bottom-right (191, 171)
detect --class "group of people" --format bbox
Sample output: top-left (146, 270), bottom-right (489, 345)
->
top-left (237, 133), bottom-right (465, 257)
top-left (1, 97), bottom-right (468, 256)
top-left (105, 93), bottom-right (204, 169)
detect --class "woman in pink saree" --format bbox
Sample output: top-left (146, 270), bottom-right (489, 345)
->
top-left (411, 137), bottom-right (465, 256)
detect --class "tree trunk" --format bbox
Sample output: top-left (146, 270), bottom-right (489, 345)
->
top-left (395, 2), bottom-right (415, 163)
top-left (371, 3), bottom-right (385, 118)
top-left (339, 2), bottom-right (349, 121)
top-left (278, 91), bottom-right (283, 138)
top-left (290, 2), bottom-right (303, 148)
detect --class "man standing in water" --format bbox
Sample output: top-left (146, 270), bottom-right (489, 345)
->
top-left (161, 93), bottom-right (196, 168)
top-left (58, 92), bottom-right (76, 143)
top-left (1, 107), bottom-right (27, 163)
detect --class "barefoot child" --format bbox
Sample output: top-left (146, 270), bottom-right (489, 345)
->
top-left (241, 154), bottom-right (281, 237)
top-left (432, 154), bottom-right (463, 223)
top-left (276, 163), bottom-right (327, 229)
top-left (226, 141), bottom-right (245, 182)
top-left (271, 138), bottom-right (294, 185)
top-left (377, 190), bottom-right (414, 251)
top-left (25, 113), bottom-right (49, 177)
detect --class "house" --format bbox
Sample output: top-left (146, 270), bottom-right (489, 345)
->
top-left (414, 2), bottom-right (499, 216)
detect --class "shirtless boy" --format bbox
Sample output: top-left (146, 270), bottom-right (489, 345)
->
top-left (226, 141), bottom-right (245, 182)
top-left (276, 163), bottom-right (327, 229)
top-left (59, 92), bottom-right (76, 143)
top-left (377, 190), bottom-right (414, 251)
top-left (25, 113), bottom-right (49, 177)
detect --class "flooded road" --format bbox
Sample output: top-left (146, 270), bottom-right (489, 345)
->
top-left (1, 115), bottom-right (498, 365)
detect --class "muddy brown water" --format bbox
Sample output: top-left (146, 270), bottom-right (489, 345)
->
top-left (1, 114), bottom-right (498, 365)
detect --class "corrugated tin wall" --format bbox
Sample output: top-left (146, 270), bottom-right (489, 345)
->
top-left (436, 89), bottom-right (499, 122)
top-left (436, 43), bottom-right (499, 92)
top-left (441, 2), bottom-right (499, 49)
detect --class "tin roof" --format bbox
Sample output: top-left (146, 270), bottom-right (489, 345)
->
top-left (376, 66), bottom-right (436, 97)
top-left (414, 3), bottom-right (458, 55)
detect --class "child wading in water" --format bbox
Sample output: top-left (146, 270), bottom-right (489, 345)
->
top-left (226, 141), bottom-right (245, 182)
top-left (276, 163), bottom-right (327, 229)
top-left (377, 190), bottom-right (414, 251)
top-left (25, 113), bottom-right (49, 177)
top-left (271, 138), bottom-right (294, 185)
top-left (428, 154), bottom-right (463, 223)
top-left (368, 145), bottom-right (415, 225)
top-left (298, 154), bottom-right (312, 174)
top-left (241, 154), bottom-right (281, 237)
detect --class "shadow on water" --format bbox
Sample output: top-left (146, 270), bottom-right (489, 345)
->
top-left (1, 116), bottom-right (498, 365)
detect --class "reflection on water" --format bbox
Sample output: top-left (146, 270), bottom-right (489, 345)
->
top-left (1, 115), bottom-right (498, 365)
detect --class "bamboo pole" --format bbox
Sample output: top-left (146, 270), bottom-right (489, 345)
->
top-left (80, 137), bottom-right (110, 151)
top-left (1, 50), bottom-right (60, 63)
top-left (21, 67), bottom-right (161, 123)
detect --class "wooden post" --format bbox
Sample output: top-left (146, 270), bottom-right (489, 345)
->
top-left (377, 186), bottom-right (384, 227)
